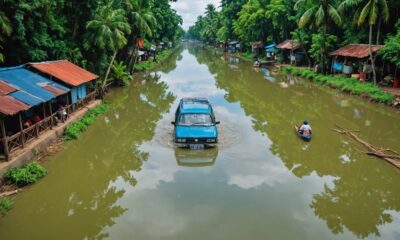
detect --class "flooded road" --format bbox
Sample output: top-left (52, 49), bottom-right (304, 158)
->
top-left (1, 46), bottom-right (400, 240)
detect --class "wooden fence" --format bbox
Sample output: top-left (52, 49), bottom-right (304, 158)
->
top-left (0, 91), bottom-right (98, 160)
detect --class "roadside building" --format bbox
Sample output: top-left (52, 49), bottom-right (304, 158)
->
top-left (330, 44), bottom-right (383, 81)
top-left (276, 39), bottom-right (304, 64)
top-left (0, 66), bottom-right (70, 160)
top-left (265, 43), bottom-right (277, 61)
top-left (251, 41), bottom-right (264, 57)
top-left (28, 60), bottom-right (98, 109)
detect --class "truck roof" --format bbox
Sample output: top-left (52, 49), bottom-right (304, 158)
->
top-left (180, 98), bottom-right (212, 114)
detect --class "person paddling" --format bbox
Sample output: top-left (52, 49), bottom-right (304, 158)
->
top-left (299, 120), bottom-right (312, 136)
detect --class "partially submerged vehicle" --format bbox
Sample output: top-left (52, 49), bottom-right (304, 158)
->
top-left (172, 98), bottom-right (220, 149)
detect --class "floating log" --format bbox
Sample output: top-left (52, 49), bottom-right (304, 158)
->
top-left (333, 124), bottom-right (400, 169)
top-left (0, 189), bottom-right (19, 198)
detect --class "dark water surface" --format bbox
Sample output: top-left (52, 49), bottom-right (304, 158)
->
top-left (1, 46), bottom-right (400, 240)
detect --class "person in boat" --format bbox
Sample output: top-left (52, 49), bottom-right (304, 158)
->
top-left (299, 120), bottom-right (312, 136)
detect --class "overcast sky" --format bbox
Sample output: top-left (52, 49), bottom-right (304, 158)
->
top-left (171, 0), bottom-right (221, 31)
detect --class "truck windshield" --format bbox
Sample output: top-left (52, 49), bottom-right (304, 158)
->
top-left (177, 114), bottom-right (213, 126)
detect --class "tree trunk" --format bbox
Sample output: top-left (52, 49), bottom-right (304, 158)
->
top-left (376, 16), bottom-right (382, 45)
top-left (369, 24), bottom-right (377, 85)
top-left (102, 51), bottom-right (117, 89)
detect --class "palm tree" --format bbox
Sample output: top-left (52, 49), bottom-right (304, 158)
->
top-left (124, 0), bottom-right (156, 73)
top-left (294, 0), bottom-right (341, 72)
top-left (0, 11), bottom-right (12, 63)
top-left (86, 3), bottom-right (131, 89)
top-left (339, 0), bottom-right (389, 84)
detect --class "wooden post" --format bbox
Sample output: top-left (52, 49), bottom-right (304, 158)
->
top-left (18, 113), bottom-right (25, 148)
top-left (48, 102), bottom-right (53, 129)
top-left (0, 117), bottom-right (10, 161)
top-left (42, 103), bottom-right (47, 129)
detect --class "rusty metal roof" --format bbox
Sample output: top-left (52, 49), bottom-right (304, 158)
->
top-left (276, 40), bottom-right (301, 50)
top-left (0, 80), bottom-right (17, 95)
top-left (330, 44), bottom-right (383, 58)
top-left (29, 60), bottom-right (98, 87)
top-left (0, 95), bottom-right (30, 116)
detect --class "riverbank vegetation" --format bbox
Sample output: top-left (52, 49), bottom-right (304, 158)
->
top-left (281, 66), bottom-right (395, 104)
top-left (133, 48), bottom-right (177, 72)
top-left (4, 162), bottom-right (47, 187)
top-left (186, 1), bottom-right (400, 82)
top-left (0, 197), bottom-right (12, 216)
top-left (64, 103), bottom-right (110, 141)
top-left (0, 0), bottom-right (184, 85)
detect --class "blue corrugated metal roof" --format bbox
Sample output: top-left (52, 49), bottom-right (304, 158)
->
top-left (0, 65), bottom-right (70, 106)
top-left (265, 44), bottom-right (276, 49)
top-left (10, 91), bottom-right (43, 106)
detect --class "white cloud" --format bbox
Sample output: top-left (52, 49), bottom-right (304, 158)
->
top-left (171, 0), bottom-right (221, 30)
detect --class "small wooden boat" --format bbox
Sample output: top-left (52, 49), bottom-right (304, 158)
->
top-left (295, 125), bottom-right (312, 141)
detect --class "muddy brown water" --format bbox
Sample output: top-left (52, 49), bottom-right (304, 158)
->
top-left (1, 46), bottom-right (400, 240)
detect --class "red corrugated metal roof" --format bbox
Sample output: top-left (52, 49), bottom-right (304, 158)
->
top-left (330, 44), bottom-right (383, 58)
top-left (0, 95), bottom-right (30, 116)
top-left (29, 60), bottom-right (98, 87)
top-left (276, 40), bottom-right (301, 50)
top-left (0, 79), bottom-right (17, 95)
top-left (42, 85), bottom-right (65, 96)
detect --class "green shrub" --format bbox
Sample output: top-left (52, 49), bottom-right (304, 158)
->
top-left (4, 162), bottom-right (47, 187)
top-left (133, 49), bottom-right (174, 71)
top-left (0, 197), bottom-right (12, 215)
top-left (280, 66), bottom-right (395, 104)
top-left (64, 103), bottom-right (109, 141)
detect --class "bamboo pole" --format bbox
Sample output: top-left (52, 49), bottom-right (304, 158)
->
top-left (333, 124), bottom-right (400, 169)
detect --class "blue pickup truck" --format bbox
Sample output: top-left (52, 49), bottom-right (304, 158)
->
top-left (171, 98), bottom-right (220, 149)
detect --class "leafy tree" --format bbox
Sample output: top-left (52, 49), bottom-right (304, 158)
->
top-left (0, 10), bottom-right (12, 63)
top-left (379, 21), bottom-right (400, 76)
top-left (294, 0), bottom-right (341, 72)
top-left (111, 61), bottom-right (133, 86)
top-left (339, 0), bottom-right (389, 84)
top-left (86, 3), bottom-right (131, 88)
top-left (124, 0), bottom-right (156, 73)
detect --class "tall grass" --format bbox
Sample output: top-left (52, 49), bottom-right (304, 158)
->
top-left (64, 103), bottom-right (109, 140)
top-left (0, 197), bottom-right (12, 216)
top-left (281, 66), bottom-right (395, 104)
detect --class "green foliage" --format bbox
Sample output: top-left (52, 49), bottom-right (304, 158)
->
top-left (281, 66), bottom-right (395, 103)
top-left (110, 61), bottom-right (133, 86)
top-left (0, 197), bottom-right (13, 216)
top-left (379, 21), bottom-right (400, 69)
top-left (4, 162), bottom-right (47, 187)
top-left (64, 103), bottom-right (109, 141)
top-left (309, 33), bottom-right (338, 67)
top-left (240, 52), bottom-right (254, 61)
top-left (133, 49), bottom-right (173, 71)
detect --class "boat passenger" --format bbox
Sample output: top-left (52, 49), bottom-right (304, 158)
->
top-left (299, 120), bottom-right (312, 136)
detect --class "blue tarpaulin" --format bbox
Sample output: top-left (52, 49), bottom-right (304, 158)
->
top-left (0, 65), bottom-right (70, 106)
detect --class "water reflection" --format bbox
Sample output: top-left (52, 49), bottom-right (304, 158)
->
top-left (0, 53), bottom-right (178, 240)
top-left (196, 47), bottom-right (400, 238)
top-left (175, 147), bottom-right (218, 167)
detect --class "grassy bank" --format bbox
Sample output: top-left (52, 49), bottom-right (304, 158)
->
top-left (281, 66), bottom-right (395, 104)
top-left (239, 51), bottom-right (254, 61)
top-left (0, 162), bottom-right (48, 216)
top-left (64, 103), bottom-right (109, 140)
top-left (133, 48), bottom-right (177, 72)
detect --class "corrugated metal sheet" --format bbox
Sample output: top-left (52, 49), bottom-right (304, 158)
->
top-left (0, 66), bottom-right (69, 106)
top-left (30, 60), bottom-right (98, 87)
top-left (43, 85), bottom-right (67, 96)
top-left (0, 95), bottom-right (30, 116)
top-left (277, 40), bottom-right (301, 50)
top-left (330, 44), bottom-right (383, 58)
top-left (0, 79), bottom-right (17, 95)
top-left (10, 91), bottom-right (43, 106)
